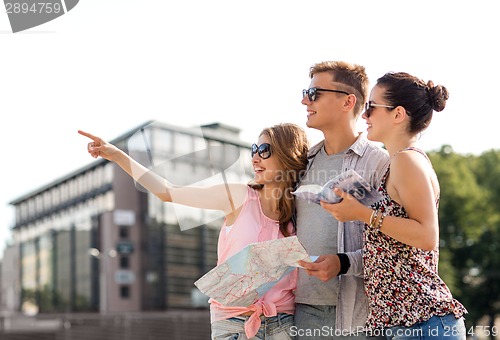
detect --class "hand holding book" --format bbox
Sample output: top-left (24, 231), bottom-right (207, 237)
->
top-left (292, 169), bottom-right (383, 206)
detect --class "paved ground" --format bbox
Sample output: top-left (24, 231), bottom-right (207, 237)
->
top-left (0, 309), bottom-right (211, 340)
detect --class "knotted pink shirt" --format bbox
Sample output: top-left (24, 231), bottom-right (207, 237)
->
top-left (209, 187), bottom-right (296, 338)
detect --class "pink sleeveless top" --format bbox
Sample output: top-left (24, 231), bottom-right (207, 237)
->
top-left (210, 186), bottom-right (296, 338)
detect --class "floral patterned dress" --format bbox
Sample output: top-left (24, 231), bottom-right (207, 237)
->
top-left (363, 147), bottom-right (467, 330)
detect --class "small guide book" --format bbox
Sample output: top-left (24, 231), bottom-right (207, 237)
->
top-left (292, 169), bottom-right (383, 206)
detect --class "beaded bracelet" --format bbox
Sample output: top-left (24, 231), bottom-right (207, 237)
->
top-left (376, 212), bottom-right (386, 230)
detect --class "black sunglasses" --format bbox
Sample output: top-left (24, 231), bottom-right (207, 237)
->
top-left (364, 102), bottom-right (396, 117)
top-left (302, 87), bottom-right (350, 102)
top-left (251, 143), bottom-right (272, 159)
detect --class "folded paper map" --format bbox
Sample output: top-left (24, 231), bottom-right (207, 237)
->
top-left (194, 236), bottom-right (312, 307)
top-left (292, 169), bottom-right (383, 206)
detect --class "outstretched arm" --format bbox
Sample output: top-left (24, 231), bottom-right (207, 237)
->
top-left (78, 130), bottom-right (247, 214)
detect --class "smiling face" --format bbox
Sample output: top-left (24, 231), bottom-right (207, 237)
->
top-left (363, 85), bottom-right (395, 143)
top-left (252, 134), bottom-right (281, 187)
top-left (301, 72), bottom-right (350, 132)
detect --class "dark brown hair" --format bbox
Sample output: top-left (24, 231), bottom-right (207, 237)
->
top-left (377, 72), bottom-right (449, 133)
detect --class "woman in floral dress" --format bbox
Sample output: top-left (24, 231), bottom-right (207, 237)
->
top-left (321, 72), bottom-right (467, 339)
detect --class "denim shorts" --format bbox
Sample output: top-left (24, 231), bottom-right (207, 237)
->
top-left (211, 313), bottom-right (295, 340)
top-left (383, 314), bottom-right (466, 340)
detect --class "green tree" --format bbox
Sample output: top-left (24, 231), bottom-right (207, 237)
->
top-left (429, 146), bottom-right (488, 293)
top-left (429, 146), bottom-right (500, 338)
top-left (467, 150), bottom-right (500, 336)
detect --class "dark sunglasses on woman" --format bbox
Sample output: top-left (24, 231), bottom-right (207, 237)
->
top-left (364, 102), bottom-right (396, 117)
top-left (251, 143), bottom-right (271, 159)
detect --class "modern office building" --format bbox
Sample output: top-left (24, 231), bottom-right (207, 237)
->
top-left (3, 121), bottom-right (252, 314)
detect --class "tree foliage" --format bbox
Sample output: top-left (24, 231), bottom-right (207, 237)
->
top-left (428, 146), bottom-right (500, 334)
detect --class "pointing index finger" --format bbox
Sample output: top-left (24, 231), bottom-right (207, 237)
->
top-left (78, 130), bottom-right (99, 141)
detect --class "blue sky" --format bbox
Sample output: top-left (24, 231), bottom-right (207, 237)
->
top-left (1, 0), bottom-right (499, 255)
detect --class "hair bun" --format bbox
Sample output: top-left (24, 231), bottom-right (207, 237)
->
top-left (427, 80), bottom-right (449, 112)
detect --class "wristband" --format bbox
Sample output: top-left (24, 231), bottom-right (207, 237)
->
top-left (336, 253), bottom-right (350, 275)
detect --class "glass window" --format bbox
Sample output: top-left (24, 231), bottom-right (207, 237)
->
top-left (67, 181), bottom-right (74, 200)
top-left (103, 191), bottom-right (115, 211)
top-left (74, 227), bottom-right (92, 310)
top-left (103, 163), bottom-right (113, 184)
top-left (21, 240), bottom-right (37, 314)
top-left (77, 175), bottom-right (84, 196)
top-left (27, 199), bottom-right (35, 219)
top-left (207, 140), bottom-right (224, 169)
top-left (73, 178), bottom-right (79, 198)
top-left (60, 183), bottom-right (68, 203)
top-left (153, 128), bottom-right (173, 155)
top-left (43, 191), bottom-right (51, 211)
top-left (52, 187), bottom-right (60, 207)
top-left (20, 202), bottom-right (28, 221)
top-left (193, 136), bottom-right (209, 165)
top-left (92, 167), bottom-right (101, 189)
top-left (119, 226), bottom-right (129, 239)
top-left (21, 240), bottom-right (37, 289)
top-left (38, 234), bottom-right (53, 288)
top-left (127, 127), bottom-right (152, 153)
top-left (193, 136), bottom-right (207, 152)
top-left (173, 132), bottom-right (193, 158)
top-left (35, 195), bottom-right (43, 214)
top-left (15, 205), bottom-right (21, 222)
top-left (127, 127), bottom-right (155, 167)
top-left (55, 229), bottom-right (71, 309)
top-left (120, 285), bottom-right (130, 299)
top-left (119, 256), bottom-right (130, 269)
top-left (80, 171), bottom-right (92, 194)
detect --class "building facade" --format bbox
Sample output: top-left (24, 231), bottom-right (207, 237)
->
top-left (3, 121), bottom-right (252, 314)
